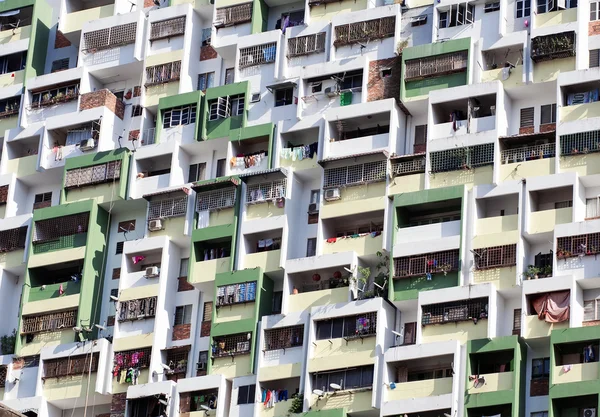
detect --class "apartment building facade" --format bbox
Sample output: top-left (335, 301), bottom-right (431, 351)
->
top-left (0, 0), bottom-right (599, 416)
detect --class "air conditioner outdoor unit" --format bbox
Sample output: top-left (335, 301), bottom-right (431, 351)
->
top-left (251, 93), bottom-right (261, 103)
top-left (308, 203), bottom-right (318, 213)
top-left (145, 266), bottom-right (160, 278)
top-left (79, 138), bottom-right (96, 151)
top-left (323, 188), bottom-right (341, 201)
top-left (584, 409), bottom-right (596, 417)
top-left (148, 219), bottom-right (163, 231)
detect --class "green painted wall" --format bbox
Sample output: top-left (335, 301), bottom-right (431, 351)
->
top-left (157, 90), bottom-right (203, 143)
top-left (302, 408), bottom-right (347, 417)
top-left (251, 0), bottom-right (268, 34)
top-left (202, 82), bottom-right (249, 140)
top-left (394, 271), bottom-right (459, 301)
top-left (404, 72), bottom-right (468, 99)
top-left (26, 0), bottom-right (51, 82)
top-left (27, 281), bottom-right (81, 302)
top-left (393, 185), bottom-right (465, 207)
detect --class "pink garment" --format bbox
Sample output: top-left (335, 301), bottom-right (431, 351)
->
top-left (59, 284), bottom-right (64, 295)
top-left (132, 255), bottom-right (145, 264)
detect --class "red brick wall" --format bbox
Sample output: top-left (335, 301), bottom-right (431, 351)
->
top-left (80, 89), bottom-right (125, 120)
top-left (367, 57), bottom-right (401, 103)
top-left (128, 130), bottom-right (140, 141)
top-left (530, 378), bottom-right (548, 396)
top-left (590, 21), bottom-right (600, 36)
top-left (111, 393), bottom-right (127, 417)
top-left (200, 45), bottom-right (218, 61)
top-left (173, 323), bottom-right (191, 340)
top-left (583, 320), bottom-right (600, 327)
top-left (201, 320), bottom-right (211, 337)
top-left (144, 0), bottom-right (155, 7)
top-left (178, 276), bottom-right (194, 292)
top-left (54, 31), bottom-right (72, 49)
top-left (519, 126), bottom-right (535, 135)
top-left (539, 123), bottom-right (556, 133)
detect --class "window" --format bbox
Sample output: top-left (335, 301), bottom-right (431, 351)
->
top-left (202, 302), bottom-right (213, 322)
top-left (340, 73), bottom-right (363, 90)
top-left (312, 366), bottom-right (374, 392)
top-left (275, 87), bottom-right (294, 107)
top-left (513, 309), bottom-right (521, 334)
top-left (118, 220), bottom-right (136, 232)
top-left (197, 72), bottom-right (215, 91)
top-left (215, 3), bottom-right (253, 27)
top-left (520, 107), bottom-right (534, 128)
top-left (306, 238), bottom-right (316, 257)
top-left (33, 192), bottom-right (52, 209)
top-left (540, 104), bottom-right (556, 124)
top-left (414, 125), bottom-right (427, 152)
top-left (201, 28), bottom-right (211, 46)
top-left (197, 351), bottom-right (208, 374)
top-left (438, 3), bottom-right (475, 28)
top-left (554, 200), bottom-right (572, 209)
top-left (586, 197), bottom-right (600, 219)
top-left (276, 10), bottom-right (304, 29)
top-left (532, 413), bottom-right (548, 417)
top-left (216, 282), bottom-right (257, 306)
top-left (116, 241), bottom-right (124, 254)
top-left (237, 385), bottom-right (256, 405)
top-left (484, 1), bottom-right (500, 12)
top-left (532, 358), bottom-right (550, 379)
top-left (117, 297), bottom-right (157, 321)
top-left (516, 0), bottom-right (531, 17)
top-left (174, 305), bottom-right (193, 325)
top-left (473, 244), bottom-right (517, 269)
top-left (0, 96), bottom-right (20, 117)
top-left (592, 1), bottom-right (600, 20)
top-left (130, 105), bottom-right (142, 117)
top-left (113, 268), bottom-right (121, 279)
top-left (272, 291), bottom-right (282, 314)
top-left (403, 322), bottom-right (416, 345)
top-left (590, 49), bottom-right (600, 68)
top-left (188, 163), bottom-right (206, 183)
top-left (224, 68), bottom-right (234, 85)
top-left (287, 32), bottom-right (326, 57)
top-left (0, 52), bottom-right (26, 75)
top-left (584, 299), bottom-right (600, 321)
top-left (31, 83), bottom-right (79, 108)
top-left (162, 105), bottom-right (197, 128)
top-left (179, 258), bottom-right (189, 277)
top-left (208, 95), bottom-right (244, 121)
top-left (51, 58), bottom-right (69, 73)
top-left (246, 179), bottom-right (286, 203)
top-left (316, 312), bottom-right (377, 340)
top-left (33, 212), bottom-right (89, 244)
top-left (145, 61), bottom-right (181, 86)
top-left (410, 15), bottom-right (427, 26)
top-left (213, 333), bottom-right (252, 357)
top-left (215, 159), bottom-right (226, 177)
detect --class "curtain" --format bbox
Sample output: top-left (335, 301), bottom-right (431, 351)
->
top-left (531, 290), bottom-right (570, 323)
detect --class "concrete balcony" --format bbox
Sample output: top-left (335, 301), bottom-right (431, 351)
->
top-left (0, 25), bottom-right (31, 46)
top-left (22, 292), bottom-right (80, 316)
top-left (553, 362), bottom-right (598, 384)
top-left (245, 203), bottom-right (284, 221)
top-left (429, 165), bottom-right (494, 190)
top-left (560, 101), bottom-right (600, 123)
top-left (499, 157), bottom-right (555, 182)
top-left (287, 287), bottom-right (349, 313)
top-left (476, 215), bottom-right (518, 235)
top-left (421, 321), bottom-right (488, 345)
top-left (135, 174), bottom-right (170, 198)
top-left (396, 220), bottom-right (461, 247)
top-left (534, 8), bottom-right (577, 29)
top-left (207, 208), bottom-right (235, 227)
top-left (466, 372), bottom-right (513, 394)
top-left (523, 315), bottom-right (568, 339)
top-left (0, 69), bottom-right (24, 89)
top-left (259, 401), bottom-right (293, 417)
top-left (320, 182), bottom-right (387, 219)
top-left (62, 4), bottom-right (114, 38)
top-left (386, 377), bottom-right (453, 400)
top-left (430, 116), bottom-right (495, 140)
top-left (481, 65), bottom-right (523, 89)
top-left (322, 233), bottom-right (382, 257)
top-left (309, 390), bottom-right (372, 414)
top-left (279, 155), bottom-right (319, 170)
top-left (28, 281), bottom-right (81, 303)
top-left (328, 133), bottom-right (389, 160)
top-left (244, 250), bottom-right (281, 272)
top-left (529, 208), bottom-right (572, 234)
top-left (5, 155), bottom-right (38, 177)
top-left (189, 257), bottom-right (231, 284)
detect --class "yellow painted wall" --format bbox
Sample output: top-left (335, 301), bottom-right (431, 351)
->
top-left (259, 400), bottom-right (294, 417)
top-left (529, 207), bottom-right (572, 234)
top-left (119, 284), bottom-right (160, 301)
top-left (524, 315), bottom-right (568, 339)
top-left (0, 249), bottom-right (24, 269)
top-left (288, 288), bottom-right (349, 313)
top-left (533, 57), bottom-right (575, 84)
top-left (23, 293), bottom-right (80, 315)
top-left (279, 156), bottom-right (319, 171)
top-left (386, 377), bottom-right (453, 401)
top-left (211, 354), bottom-right (252, 379)
top-left (6, 155), bottom-right (38, 178)
top-left (146, 50), bottom-right (184, 67)
top-left (0, 70), bottom-right (24, 89)
top-left (309, 390), bottom-right (371, 413)
top-left (246, 203), bottom-right (284, 220)
top-left (209, 208), bottom-right (235, 227)
top-left (170, 0), bottom-right (211, 7)
top-left (322, 234), bottom-right (382, 257)
top-left (63, 5), bottom-right (114, 33)
top-left (560, 101), bottom-right (600, 123)
top-left (429, 165), bottom-right (493, 190)
top-left (321, 182), bottom-right (386, 219)
top-left (190, 257), bottom-right (231, 284)
top-left (308, 337), bottom-right (375, 372)
top-left (481, 65), bottom-right (524, 89)
top-left (0, 25), bottom-right (31, 45)
top-left (149, 216), bottom-right (186, 238)
top-left (534, 8), bottom-right (577, 28)
top-left (309, 0), bottom-right (368, 20)
top-left (560, 153), bottom-right (600, 176)
top-left (258, 362), bottom-right (302, 382)
top-left (20, 330), bottom-right (74, 356)
top-left (214, 302), bottom-right (255, 323)
top-left (111, 369), bottom-right (150, 394)
top-left (244, 249), bottom-right (280, 272)
top-left (465, 371), bottom-right (513, 394)
top-left (476, 215), bottom-right (518, 235)
top-left (0, 116), bottom-right (18, 135)
top-left (421, 321), bottom-right (488, 344)
top-left (145, 82), bottom-right (180, 107)
top-left (113, 333), bottom-right (154, 351)
top-left (28, 246), bottom-right (85, 268)
top-left (43, 373), bottom-right (97, 401)
top-left (553, 362), bottom-right (598, 384)
top-left (388, 173), bottom-right (425, 195)
top-left (472, 267), bottom-right (517, 291)
top-left (65, 183), bottom-right (121, 204)
top-left (499, 158), bottom-right (555, 182)
top-left (472, 230), bottom-right (519, 248)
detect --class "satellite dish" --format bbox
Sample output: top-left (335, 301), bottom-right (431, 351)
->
top-left (313, 389), bottom-right (324, 396)
top-left (200, 405), bottom-right (210, 411)
top-left (330, 383), bottom-right (341, 390)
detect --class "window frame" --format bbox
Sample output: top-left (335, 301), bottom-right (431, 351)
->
top-left (592, 0), bottom-right (600, 20)
top-left (516, 0), bottom-right (531, 17)
top-left (174, 305), bottom-right (193, 326)
top-left (162, 105), bottom-right (197, 129)
top-left (237, 385), bottom-right (256, 405)
top-left (540, 103), bottom-right (557, 124)
top-left (531, 358), bottom-right (550, 379)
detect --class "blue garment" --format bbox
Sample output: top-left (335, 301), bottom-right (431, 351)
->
top-left (247, 282), bottom-right (257, 300)
top-left (263, 46), bottom-right (276, 62)
top-left (238, 283), bottom-right (246, 302)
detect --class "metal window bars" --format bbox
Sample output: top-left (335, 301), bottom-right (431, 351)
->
top-left (239, 43), bottom-right (277, 68)
top-left (64, 161), bottom-right (121, 190)
top-left (404, 51), bottom-right (469, 81)
top-left (264, 325), bottom-right (304, 351)
top-left (473, 244), bottom-right (517, 270)
top-left (323, 160), bottom-right (387, 189)
top-left (21, 309), bottom-right (77, 335)
top-left (43, 353), bottom-right (99, 379)
top-left (246, 179), bottom-right (287, 204)
top-left (117, 296), bottom-right (158, 321)
top-left (33, 212), bottom-right (90, 243)
top-left (394, 249), bottom-right (460, 278)
top-left (430, 143), bottom-right (495, 173)
top-left (500, 143), bottom-right (555, 164)
top-left (30, 83), bottom-right (79, 109)
top-left (557, 232), bottom-right (600, 258)
top-left (150, 16), bottom-right (186, 41)
top-left (334, 16), bottom-right (395, 47)
top-left (145, 61), bottom-right (182, 87)
top-left (531, 31), bottom-right (576, 63)
top-left (422, 297), bottom-right (488, 325)
top-left (113, 347), bottom-right (152, 370)
top-left (391, 157), bottom-right (426, 176)
top-left (148, 196), bottom-right (188, 220)
top-left (0, 366), bottom-right (6, 388)
top-left (216, 281), bottom-right (257, 306)
top-left (560, 130), bottom-right (600, 156)
top-left (165, 348), bottom-right (189, 374)
top-left (196, 187), bottom-right (237, 212)
top-left (82, 22), bottom-right (137, 53)
top-left (287, 32), bottom-right (326, 58)
top-left (212, 333), bottom-right (252, 358)
top-left (214, 3), bottom-right (253, 28)
top-left (0, 226), bottom-right (27, 253)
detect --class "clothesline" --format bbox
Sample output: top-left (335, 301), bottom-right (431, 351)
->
top-left (281, 142), bottom-right (318, 162)
top-left (326, 231), bottom-right (381, 243)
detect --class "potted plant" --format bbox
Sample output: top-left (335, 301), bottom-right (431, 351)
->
top-left (523, 265), bottom-right (541, 280)
top-left (542, 265), bottom-right (552, 278)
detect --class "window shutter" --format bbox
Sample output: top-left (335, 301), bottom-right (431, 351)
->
top-left (590, 49), bottom-right (600, 68)
top-left (512, 309), bottom-right (521, 334)
top-left (415, 125), bottom-right (427, 145)
top-left (584, 300), bottom-right (596, 321)
top-left (202, 302), bottom-right (213, 322)
top-left (403, 322), bottom-right (416, 344)
top-left (520, 107), bottom-right (534, 127)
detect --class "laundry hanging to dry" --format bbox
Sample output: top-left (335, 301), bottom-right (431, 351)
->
top-left (530, 290), bottom-right (570, 323)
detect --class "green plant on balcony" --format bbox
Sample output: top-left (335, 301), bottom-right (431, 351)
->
top-left (523, 265), bottom-right (541, 280)
top-left (0, 329), bottom-right (16, 355)
top-left (287, 393), bottom-right (303, 415)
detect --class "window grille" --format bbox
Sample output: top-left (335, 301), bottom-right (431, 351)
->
top-left (30, 83), bottom-right (79, 109)
top-left (33, 212), bottom-right (89, 243)
top-left (117, 296), bottom-right (158, 321)
top-left (43, 353), bottom-right (99, 379)
top-left (422, 297), bottom-right (488, 325)
top-left (165, 347), bottom-right (189, 374)
top-left (214, 3), bottom-right (253, 27)
top-left (118, 220), bottom-right (136, 232)
top-left (116, 241), bottom-right (124, 254)
top-left (22, 310), bottom-right (77, 335)
top-left (0, 96), bottom-right (20, 118)
top-left (208, 95), bottom-right (245, 121)
top-left (560, 130), bottom-right (600, 156)
top-left (51, 58), bottom-right (69, 73)
top-left (0, 366), bottom-right (6, 388)
top-left (196, 187), bottom-right (236, 211)
top-left (404, 51), bottom-right (468, 81)
top-left (148, 196), bottom-right (188, 220)
top-left (513, 308), bottom-right (522, 334)
top-left (163, 105), bottom-right (197, 128)
top-left (473, 244), bottom-right (517, 269)
top-left (82, 22), bottom-right (137, 53)
top-left (0, 226), bottom-right (27, 253)
top-left (246, 179), bottom-right (287, 204)
top-left (113, 347), bottom-right (152, 370)
top-left (531, 31), bottom-right (576, 63)
top-left (264, 325), bottom-right (304, 351)
top-left (312, 365), bottom-right (374, 392)
top-left (520, 107), bottom-right (534, 127)
top-left (0, 185), bottom-right (7, 204)
top-left (216, 281), bottom-right (257, 306)
top-left (584, 299), bottom-right (600, 321)
top-left (145, 61), bottom-right (182, 86)
top-left (557, 232), bottom-right (600, 258)
top-left (394, 249), bottom-right (459, 278)
top-left (64, 161), bottom-right (121, 189)
top-left (500, 143), bottom-right (555, 164)
top-left (391, 157), bottom-right (426, 176)
top-left (429, 143), bottom-right (494, 173)
top-left (323, 160), bottom-right (387, 189)
top-left (287, 32), bottom-right (326, 57)
top-left (334, 17), bottom-right (395, 47)
top-left (316, 312), bottom-right (377, 340)
top-left (239, 43), bottom-right (277, 68)
top-left (212, 333), bottom-right (252, 358)
top-left (150, 16), bottom-right (186, 40)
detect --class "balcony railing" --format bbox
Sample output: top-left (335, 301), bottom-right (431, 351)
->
top-left (391, 157), bottom-right (426, 176)
top-left (287, 32), bottom-right (326, 58)
top-left (196, 186), bottom-right (237, 212)
top-left (150, 16), bottom-right (185, 41)
top-left (405, 51), bottom-right (468, 81)
top-left (430, 143), bottom-right (494, 173)
top-left (238, 43), bottom-right (276, 69)
top-left (117, 296), bottom-right (157, 321)
top-left (148, 196), bottom-right (188, 220)
top-left (560, 130), bottom-right (600, 156)
top-left (64, 161), bottom-right (121, 189)
top-left (22, 309), bottom-right (77, 335)
top-left (43, 353), bottom-right (99, 379)
top-left (33, 212), bottom-right (89, 244)
top-left (0, 226), bottom-right (27, 253)
top-left (531, 31), bottom-right (576, 63)
top-left (557, 232), bottom-right (600, 259)
top-left (500, 143), bottom-right (555, 164)
top-left (212, 333), bottom-right (252, 358)
top-left (473, 244), bottom-right (517, 270)
top-left (264, 325), bottom-right (304, 351)
top-left (422, 297), bottom-right (488, 325)
top-left (334, 16), bottom-right (395, 47)
top-left (82, 22), bottom-right (137, 53)
top-left (214, 3), bottom-right (252, 28)
top-left (323, 160), bottom-right (387, 188)
top-left (394, 249), bottom-right (460, 278)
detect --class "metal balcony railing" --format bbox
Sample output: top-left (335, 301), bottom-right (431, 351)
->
top-left (500, 143), bottom-right (555, 164)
